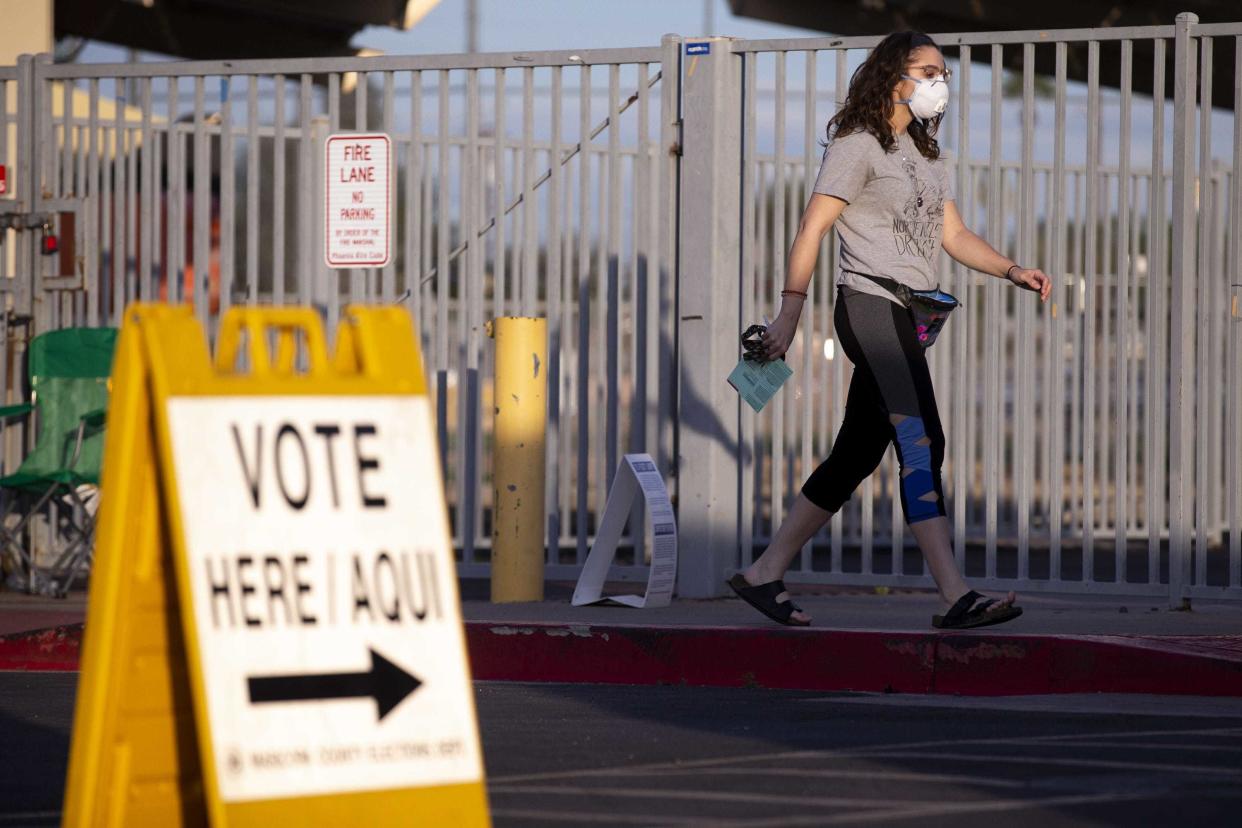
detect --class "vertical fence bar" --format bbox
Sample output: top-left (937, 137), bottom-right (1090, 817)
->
top-left (420, 82), bottom-right (433, 360)
top-left (547, 65), bottom-right (565, 563)
top-left (756, 156), bottom-right (769, 543)
top-left (827, 49), bottom-right (847, 563)
top-left (642, 62), bottom-right (661, 556)
top-left (606, 64), bottom-right (621, 494)
top-left (353, 72), bottom-right (368, 305)
top-left (560, 119), bottom-right (575, 553)
top-left (1083, 39), bottom-right (1100, 581)
top-left (1195, 37), bottom-right (1213, 586)
top-left (984, 43), bottom-right (1003, 577)
top-left (740, 52), bottom-right (757, 566)
top-left (273, 75), bottom-right (286, 306)
top-left (1128, 172), bottom-right (1143, 535)
top-left (575, 62), bottom-right (591, 561)
top-left (125, 82), bottom-right (138, 314)
top-left (1116, 40), bottom-right (1133, 579)
top-left (523, 66), bottom-right (538, 315)
top-left (90, 77), bottom-right (106, 323)
top-left (801, 49), bottom-right (817, 571)
top-left (435, 69), bottom-right (450, 510)
top-left (1069, 169), bottom-right (1084, 548)
top-left (1049, 41), bottom-right (1068, 583)
top-left (140, 77), bottom-right (154, 301)
top-left (59, 74), bottom-right (71, 199)
top-left (15, 56), bottom-right (36, 335)
top-left (1148, 38), bottom-right (1167, 581)
top-left (1169, 12), bottom-right (1200, 605)
top-left (110, 77), bottom-right (125, 324)
top-left (772, 51), bottom-right (788, 557)
top-left (298, 74), bottom-right (313, 307)
top-left (593, 137), bottom-right (607, 525)
top-left (193, 77), bottom-right (209, 324)
top-left (326, 73), bottom-right (340, 329)
top-left (246, 76), bottom-right (259, 305)
top-left (494, 69), bottom-right (508, 318)
top-left (219, 78), bottom-right (235, 314)
top-left (1231, 36), bottom-right (1242, 589)
top-left (1209, 165), bottom-right (1227, 565)
top-left (99, 79), bottom-right (113, 329)
top-left (1018, 42), bottom-right (1036, 580)
top-left (407, 70), bottom-right (422, 325)
top-left (952, 45), bottom-right (971, 567)
top-left (381, 71), bottom-right (395, 303)
top-left (463, 67), bottom-right (481, 567)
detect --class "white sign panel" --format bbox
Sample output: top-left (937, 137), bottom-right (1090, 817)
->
top-left (572, 454), bottom-right (677, 608)
top-left (167, 396), bottom-right (482, 803)
top-left (325, 133), bottom-right (391, 268)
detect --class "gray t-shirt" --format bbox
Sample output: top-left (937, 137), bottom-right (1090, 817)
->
top-left (812, 129), bottom-right (955, 306)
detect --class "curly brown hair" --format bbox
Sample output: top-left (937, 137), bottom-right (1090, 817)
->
top-left (825, 31), bottom-right (944, 161)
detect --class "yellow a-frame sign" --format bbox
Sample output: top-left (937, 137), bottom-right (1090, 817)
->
top-left (63, 304), bottom-right (490, 827)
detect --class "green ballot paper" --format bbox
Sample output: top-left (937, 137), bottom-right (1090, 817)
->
top-left (727, 357), bottom-right (793, 412)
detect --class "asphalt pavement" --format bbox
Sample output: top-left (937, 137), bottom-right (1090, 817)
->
top-left (3, 672), bottom-right (1241, 827)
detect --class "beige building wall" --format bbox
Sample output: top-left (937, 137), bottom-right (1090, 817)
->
top-left (0, 0), bottom-right (53, 67)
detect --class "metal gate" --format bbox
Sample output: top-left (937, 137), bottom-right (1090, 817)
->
top-left (675, 14), bottom-right (1241, 602)
top-left (0, 45), bottom-right (680, 585)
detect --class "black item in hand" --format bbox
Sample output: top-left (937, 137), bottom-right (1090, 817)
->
top-left (740, 324), bottom-right (767, 361)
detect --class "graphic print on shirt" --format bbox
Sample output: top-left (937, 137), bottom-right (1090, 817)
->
top-left (893, 156), bottom-right (944, 261)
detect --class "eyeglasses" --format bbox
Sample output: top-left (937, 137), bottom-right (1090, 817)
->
top-left (907, 63), bottom-right (952, 83)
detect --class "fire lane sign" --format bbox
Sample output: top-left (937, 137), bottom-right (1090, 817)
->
top-left (325, 133), bottom-right (391, 268)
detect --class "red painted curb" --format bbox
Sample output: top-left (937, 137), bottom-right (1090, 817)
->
top-left (463, 622), bottom-right (1242, 697)
top-left (0, 622), bottom-right (82, 671)
top-left (5, 620), bottom-right (1242, 697)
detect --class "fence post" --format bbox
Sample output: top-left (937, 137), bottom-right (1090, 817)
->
top-left (14, 55), bottom-right (35, 332)
top-left (1169, 12), bottom-right (1199, 607)
top-left (675, 37), bottom-right (741, 598)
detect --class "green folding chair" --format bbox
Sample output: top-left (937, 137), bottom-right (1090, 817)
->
top-left (0, 327), bottom-right (117, 597)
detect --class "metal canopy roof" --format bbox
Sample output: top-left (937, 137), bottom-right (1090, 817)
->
top-left (54, 0), bottom-right (437, 60)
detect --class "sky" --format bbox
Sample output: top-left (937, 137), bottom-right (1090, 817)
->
top-left (353, 0), bottom-right (819, 55)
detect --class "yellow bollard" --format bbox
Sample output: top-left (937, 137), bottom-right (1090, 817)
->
top-left (489, 317), bottom-right (547, 602)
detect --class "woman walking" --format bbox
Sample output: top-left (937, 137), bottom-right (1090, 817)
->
top-left (729, 31), bottom-right (1051, 629)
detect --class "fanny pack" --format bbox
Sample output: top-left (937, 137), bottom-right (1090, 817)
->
top-left (844, 270), bottom-right (960, 348)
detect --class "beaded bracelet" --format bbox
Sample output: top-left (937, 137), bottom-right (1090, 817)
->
top-left (780, 289), bottom-right (808, 299)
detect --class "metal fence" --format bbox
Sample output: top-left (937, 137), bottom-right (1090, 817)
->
top-left (0, 13), bottom-right (1238, 603)
top-left (0, 46), bottom-right (679, 583)
top-left (720, 16), bottom-right (1242, 603)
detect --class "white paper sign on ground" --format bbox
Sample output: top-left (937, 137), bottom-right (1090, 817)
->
top-left (572, 454), bottom-right (677, 608)
top-left (324, 133), bottom-right (391, 268)
top-left (167, 396), bottom-right (483, 803)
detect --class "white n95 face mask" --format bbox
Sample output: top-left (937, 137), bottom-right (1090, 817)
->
top-left (899, 75), bottom-right (949, 120)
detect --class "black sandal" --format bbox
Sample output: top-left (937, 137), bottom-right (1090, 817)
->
top-left (727, 574), bottom-right (811, 627)
top-left (932, 590), bottom-right (1023, 630)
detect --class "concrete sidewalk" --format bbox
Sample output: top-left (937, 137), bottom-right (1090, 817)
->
top-left (3, 580), bottom-right (1240, 695)
top-left (459, 579), bottom-right (1242, 636)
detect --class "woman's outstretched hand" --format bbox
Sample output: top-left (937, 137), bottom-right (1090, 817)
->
top-left (1008, 267), bottom-right (1052, 302)
top-left (760, 310), bottom-right (799, 361)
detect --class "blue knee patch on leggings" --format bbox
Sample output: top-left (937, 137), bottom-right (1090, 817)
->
top-left (894, 417), bottom-right (939, 522)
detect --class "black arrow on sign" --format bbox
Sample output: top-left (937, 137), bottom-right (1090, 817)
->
top-left (247, 647), bottom-right (422, 721)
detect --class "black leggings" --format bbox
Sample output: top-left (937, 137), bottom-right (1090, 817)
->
top-left (802, 287), bottom-right (947, 524)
